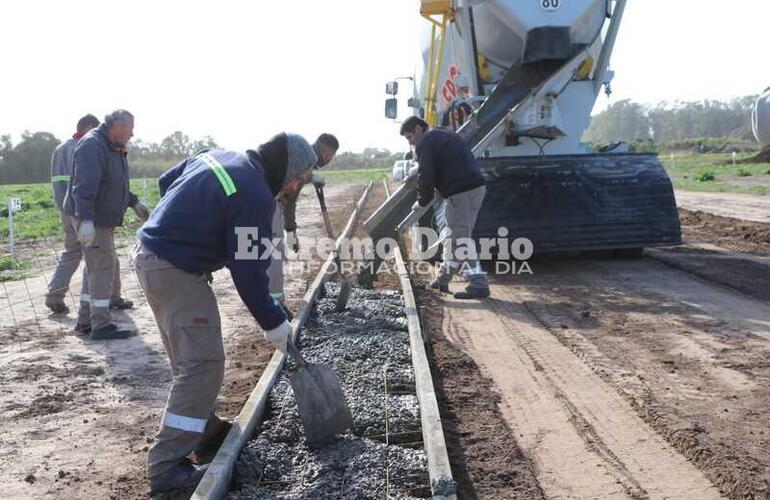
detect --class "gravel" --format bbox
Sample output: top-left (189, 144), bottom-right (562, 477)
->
top-left (227, 284), bottom-right (430, 499)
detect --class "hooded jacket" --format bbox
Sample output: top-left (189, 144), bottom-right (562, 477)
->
top-left (140, 148), bottom-right (286, 331)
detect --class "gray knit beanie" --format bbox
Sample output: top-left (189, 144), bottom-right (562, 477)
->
top-left (284, 134), bottom-right (317, 188)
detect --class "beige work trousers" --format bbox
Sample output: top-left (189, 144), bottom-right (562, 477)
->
top-left (69, 217), bottom-right (116, 330)
top-left (132, 242), bottom-right (224, 478)
top-left (442, 185), bottom-right (486, 275)
top-left (47, 214), bottom-right (121, 309)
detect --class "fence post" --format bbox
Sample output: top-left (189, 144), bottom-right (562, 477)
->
top-left (8, 198), bottom-right (15, 260)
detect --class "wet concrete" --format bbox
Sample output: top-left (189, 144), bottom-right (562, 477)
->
top-left (227, 284), bottom-right (430, 499)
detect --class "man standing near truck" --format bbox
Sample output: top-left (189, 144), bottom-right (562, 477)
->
top-left (63, 109), bottom-right (150, 339)
top-left (45, 114), bottom-right (136, 316)
top-left (400, 116), bottom-right (490, 299)
top-left (132, 133), bottom-right (318, 495)
top-left (267, 133), bottom-right (339, 317)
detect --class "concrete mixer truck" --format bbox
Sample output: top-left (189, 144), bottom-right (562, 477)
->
top-left (370, 0), bottom-right (681, 257)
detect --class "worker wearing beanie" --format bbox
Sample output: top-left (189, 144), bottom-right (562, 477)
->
top-left (132, 134), bottom-right (317, 495)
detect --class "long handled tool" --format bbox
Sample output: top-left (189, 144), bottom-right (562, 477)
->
top-left (315, 184), bottom-right (351, 312)
top-left (287, 338), bottom-right (353, 445)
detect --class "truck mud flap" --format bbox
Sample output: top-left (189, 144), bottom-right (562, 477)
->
top-left (474, 153), bottom-right (681, 254)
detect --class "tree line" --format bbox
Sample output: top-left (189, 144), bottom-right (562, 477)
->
top-left (584, 96), bottom-right (758, 150)
top-left (0, 130), bottom-right (222, 184)
top-left (0, 130), bottom-right (406, 185)
top-left (15, 95), bottom-right (753, 185)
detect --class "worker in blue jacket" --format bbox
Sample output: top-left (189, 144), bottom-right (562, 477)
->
top-left (131, 133), bottom-right (317, 495)
top-left (400, 116), bottom-right (490, 299)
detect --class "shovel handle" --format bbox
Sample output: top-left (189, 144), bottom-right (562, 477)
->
top-left (315, 185), bottom-right (345, 277)
top-left (315, 185), bottom-right (336, 240)
top-left (286, 338), bottom-right (308, 368)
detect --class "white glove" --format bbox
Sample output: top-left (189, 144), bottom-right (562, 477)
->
top-left (286, 230), bottom-right (300, 253)
top-left (264, 320), bottom-right (291, 353)
top-left (132, 200), bottom-right (150, 222)
top-left (311, 173), bottom-right (326, 187)
top-left (407, 165), bottom-right (419, 179)
top-left (77, 220), bottom-right (95, 246)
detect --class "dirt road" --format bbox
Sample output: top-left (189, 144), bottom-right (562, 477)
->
top-left (0, 183), bottom-right (358, 499)
top-left (419, 206), bottom-right (770, 498)
top-left (675, 190), bottom-right (770, 223)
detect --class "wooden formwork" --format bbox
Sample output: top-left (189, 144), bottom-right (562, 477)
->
top-left (193, 179), bottom-right (456, 499)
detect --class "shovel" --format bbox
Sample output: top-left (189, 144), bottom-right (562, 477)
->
top-left (286, 338), bottom-right (353, 445)
top-left (315, 184), bottom-right (351, 312)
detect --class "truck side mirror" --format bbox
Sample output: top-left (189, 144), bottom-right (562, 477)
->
top-left (385, 81), bottom-right (399, 95)
top-left (385, 98), bottom-right (398, 119)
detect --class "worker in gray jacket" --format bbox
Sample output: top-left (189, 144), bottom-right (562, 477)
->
top-left (268, 133), bottom-right (338, 316)
top-left (45, 115), bottom-right (134, 316)
top-left (63, 109), bottom-right (150, 340)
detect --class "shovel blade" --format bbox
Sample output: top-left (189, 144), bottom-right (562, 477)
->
top-left (290, 362), bottom-right (353, 445)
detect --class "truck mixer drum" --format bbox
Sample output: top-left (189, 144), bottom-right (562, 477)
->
top-left (374, 0), bottom-right (681, 255)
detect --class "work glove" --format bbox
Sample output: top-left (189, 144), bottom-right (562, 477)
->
top-left (311, 173), bottom-right (326, 187)
top-left (407, 165), bottom-right (419, 179)
top-left (264, 320), bottom-right (291, 353)
top-left (77, 219), bottom-right (96, 246)
top-left (286, 230), bottom-right (300, 253)
top-left (132, 200), bottom-right (150, 222)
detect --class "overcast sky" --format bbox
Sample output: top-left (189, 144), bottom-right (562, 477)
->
top-left (0, 0), bottom-right (767, 153)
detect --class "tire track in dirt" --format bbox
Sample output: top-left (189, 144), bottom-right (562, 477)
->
top-left (440, 283), bottom-right (723, 499)
top-left (509, 257), bottom-right (770, 499)
top-left (415, 280), bottom-right (545, 499)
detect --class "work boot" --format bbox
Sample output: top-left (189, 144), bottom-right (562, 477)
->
top-left (73, 323), bottom-right (92, 335)
top-left (149, 459), bottom-right (209, 495)
top-left (453, 274), bottom-right (490, 299)
top-left (428, 266), bottom-right (455, 293)
top-left (192, 415), bottom-right (232, 465)
top-left (90, 323), bottom-right (136, 340)
top-left (109, 296), bottom-right (134, 310)
top-left (45, 296), bottom-right (69, 315)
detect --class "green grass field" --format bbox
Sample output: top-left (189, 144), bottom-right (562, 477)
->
top-left (0, 179), bottom-right (160, 242)
top-left (659, 152), bottom-right (770, 195)
top-left (0, 169), bottom-right (388, 243)
top-left (323, 168), bottom-right (390, 183)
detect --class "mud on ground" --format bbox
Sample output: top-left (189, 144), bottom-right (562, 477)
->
top-left (414, 278), bottom-right (545, 500)
top-left (679, 208), bottom-right (770, 254)
top-left (644, 209), bottom-right (770, 303)
top-left (402, 201), bottom-right (770, 499)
